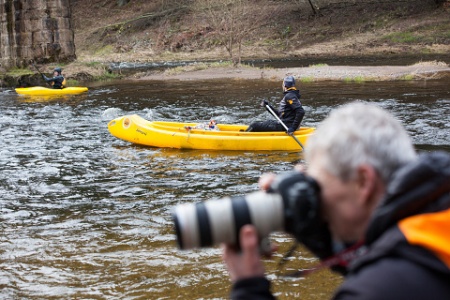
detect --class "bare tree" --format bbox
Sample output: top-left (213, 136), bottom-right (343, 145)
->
top-left (196, 0), bottom-right (275, 66)
top-left (306, 0), bottom-right (320, 15)
top-left (294, 0), bottom-right (321, 16)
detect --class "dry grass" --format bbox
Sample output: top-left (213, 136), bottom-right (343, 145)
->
top-left (71, 0), bottom-right (450, 64)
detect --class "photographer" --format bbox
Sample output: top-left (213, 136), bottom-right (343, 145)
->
top-left (223, 102), bottom-right (450, 299)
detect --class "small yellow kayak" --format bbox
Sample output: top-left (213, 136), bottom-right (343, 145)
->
top-left (15, 86), bottom-right (88, 96)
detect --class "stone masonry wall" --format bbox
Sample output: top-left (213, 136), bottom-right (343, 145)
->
top-left (0, 0), bottom-right (75, 68)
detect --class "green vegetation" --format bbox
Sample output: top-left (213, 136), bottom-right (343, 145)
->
top-left (66, 79), bottom-right (80, 86)
top-left (299, 76), bottom-right (314, 83)
top-left (94, 72), bottom-right (123, 81)
top-left (382, 32), bottom-right (421, 44)
top-left (344, 76), bottom-right (366, 83)
top-left (93, 45), bottom-right (115, 56)
top-left (382, 23), bottom-right (450, 44)
top-left (6, 68), bottom-right (33, 76)
top-left (309, 64), bottom-right (328, 68)
top-left (399, 74), bottom-right (415, 81)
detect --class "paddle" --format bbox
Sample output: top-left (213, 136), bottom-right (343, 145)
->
top-left (264, 104), bottom-right (305, 150)
top-left (30, 61), bottom-right (52, 87)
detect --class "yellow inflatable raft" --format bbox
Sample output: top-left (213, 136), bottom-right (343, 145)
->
top-left (108, 114), bottom-right (315, 151)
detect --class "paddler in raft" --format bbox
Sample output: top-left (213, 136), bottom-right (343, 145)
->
top-left (245, 76), bottom-right (305, 133)
top-left (42, 67), bottom-right (66, 89)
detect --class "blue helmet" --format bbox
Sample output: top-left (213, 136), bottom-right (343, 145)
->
top-left (283, 76), bottom-right (295, 87)
top-left (54, 67), bottom-right (62, 74)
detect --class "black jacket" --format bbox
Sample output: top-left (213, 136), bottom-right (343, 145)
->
top-left (43, 74), bottom-right (65, 89)
top-left (231, 152), bottom-right (450, 300)
top-left (270, 88), bottom-right (304, 131)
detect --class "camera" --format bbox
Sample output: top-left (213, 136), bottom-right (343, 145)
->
top-left (172, 172), bottom-right (322, 250)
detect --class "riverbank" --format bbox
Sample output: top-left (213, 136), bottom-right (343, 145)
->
top-left (3, 58), bottom-right (449, 89)
top-left (3, 0), bottom-right (450, 88)
top-left (64, 0), bottom-right (450, 84)
top-left (136, 60), bottom-right (450, 82)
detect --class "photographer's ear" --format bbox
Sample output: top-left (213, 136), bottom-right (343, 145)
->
top-left (355, 165), bottom-right (385, 209)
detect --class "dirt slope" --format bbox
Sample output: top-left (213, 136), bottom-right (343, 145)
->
top-left (71, 0), bottom-right (450, 63)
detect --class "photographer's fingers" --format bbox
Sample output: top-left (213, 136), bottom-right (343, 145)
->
top-left (294, 163), bottom-right (307, 172)
top-left (258, 173), bottom-right (276, 191)
top-left (222, 225), bottom-right (265, 282)
top-left (259, 166), bottom-right (306, 191)
top-left (240, 225), bottom-right (266, 277)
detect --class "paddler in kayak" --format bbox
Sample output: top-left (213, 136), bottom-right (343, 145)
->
top-left (245, 76), bottom-right (305, 133)
top-left (42, 67), bottom-right (66, 89)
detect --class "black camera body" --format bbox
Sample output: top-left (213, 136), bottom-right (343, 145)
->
top-left (173, 172), bottom-right (328, 253)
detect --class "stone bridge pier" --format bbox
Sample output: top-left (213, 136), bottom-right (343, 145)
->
top-left (0, 0), bottom-right (75, 69)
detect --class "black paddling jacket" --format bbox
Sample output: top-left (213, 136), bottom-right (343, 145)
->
top-left (271, 88), bottom-right (304, 131)
top-left (44, 74), bottom-right (65, 89)
top-left (231, 152), bottom-right (450, 300)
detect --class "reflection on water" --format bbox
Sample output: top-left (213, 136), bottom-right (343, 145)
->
top-left (15, 93), bottom-right (89, 104)
top-left (0, 78), bottom-right (449, 299)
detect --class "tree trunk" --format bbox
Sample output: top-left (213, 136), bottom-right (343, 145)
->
top-left (307, 0), bottom-right (319, 15)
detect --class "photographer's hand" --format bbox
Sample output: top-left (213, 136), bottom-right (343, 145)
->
top-left (258, 166), bottom-right (306, 191)
top-left (222, 225), bottom-right (266, 282)
top-left (258, 173), bottom-right (277, 191)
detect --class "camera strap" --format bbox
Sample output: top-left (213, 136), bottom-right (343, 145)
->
top-left (277, 240), bottom-right (366, 278)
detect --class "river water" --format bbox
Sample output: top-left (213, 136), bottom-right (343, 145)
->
top-left (1, 78), bottom-right (449, 299)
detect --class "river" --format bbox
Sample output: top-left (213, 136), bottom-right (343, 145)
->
top-left (1, 78), bottom-right (449, 299)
